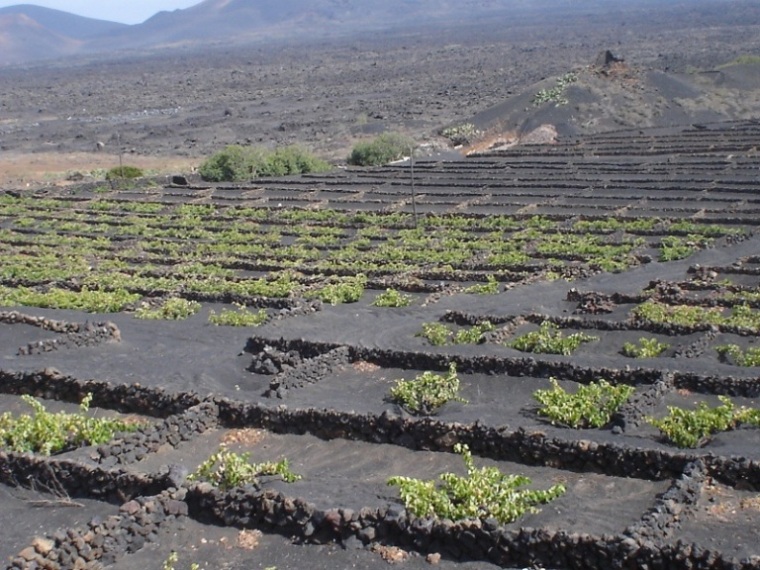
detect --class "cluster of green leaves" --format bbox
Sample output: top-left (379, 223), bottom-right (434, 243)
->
top-left (208, 304), bottom-right (268, 326)
top-left (464, 275), bottom-right (500, 295)
top-left (659, 236), bottom-right (710, 261)
top-left (533, 72), bottom-right (578, 106)
top-left (307, 274), bottom-right (366, 305)
top-left (440, 123), bottom-right (481, 146)
top-left (372, 288), bottom-right (412, 308)
top-left (621, 337), bottom-right (670, 358)
top-left (0, 394), bottom-right (143, 455)
top-left (135, 297), bottom-right (201, 320)
top-left (716, 344), bottom-right (760, 367)
top-left (417, 321), bottom-right (495, 346)
top-left (348, 133), bottom-right (414, 166)
top-left (0, 286), bottom-right (139, 313)
top-left (533, 378), bottom-right (635, 428)
top-left (199, 145), bottom-right (330, 182)
top-left (508, 321), bottom-right (598, 355)
top-left (188, 448), bottom-right (301, 490)
top-left (633, 301), bottom-right (760, 331)
top-left (387, 444), bottom-right (565, 524)
top-left (647, 396), bottom-right (760, 448)
top-left (105, 165), bottom-right (144, 180)
top-left (389, 363), bottom-right (466, 415)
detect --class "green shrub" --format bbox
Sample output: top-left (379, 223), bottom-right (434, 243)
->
top-left (208, 304), bottom-right (268, 326)
top-left (348, 133), bottom-right (414, 166)
top-left (188, 448), bottom-right (301, 490)
top-left (508, 321), bottom-right (597, 355)
top-left (105, 165), bottom-right (144, 180)
top-left (307, 274), bottom-right (366, 305)
top-left (533, 378), bottom-right (634, 428)
top-left (716, 344), bottom-right (760, 366)
top-left (464, 275), bottom-right (500, 295)
top-left (440, 123), bottom-right (481, 146)
top-left (135, 297), bottom-right (201, 320)
top-left (199, 145), bottom-right (330, 182)
top-left (388, 443), bottom-right (565, 524)
top-left (621, 337), bottom-right (670, 358)
top-left (389, 363), bottom-right (466, 415)
top-left (417, 321), bottom-right (494, 346)
top-left (0, 394), bottom-right (143, 455)
top-left (372, 288), bottom-right (412, 308)
top-left (647, 397), bottom-right (749, 448)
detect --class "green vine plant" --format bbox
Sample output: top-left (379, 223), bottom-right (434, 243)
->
top-left (389, 363), bottom-right (467, 415)
top-left (372, 288), bottom-right (413, 308)
top-left (647, 396), bottom-right (760, 448)
top-left (464, 275), bottom-right (500, 295)
top-left (716, 344), bottom-right (760, 367)
top-left (533, 378), bottom-right (635, 428)
top-left (0, 394), bottom-right (144, 455)
top-left (135, 297), bottom-right (201, 320)
top-left (621, 337), bottom-right (670, 358)
top-left (508, 321), bottom-right (598, 355)
top-left (387, 443), bottom-right (565, 524)
top-left (532, 72), bottom-right (578, 106)
top-left (208, 304), bottom-right (268, 326)
top-left (306, 274), bottom-right (366, 305)
top-left (187, 448), bottom-right (301, 490)
top-left (417, 321), bottom-right (494, 346)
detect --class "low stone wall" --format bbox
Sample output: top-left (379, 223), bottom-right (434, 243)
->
top-left (266, 346), bottom-right (351, 398)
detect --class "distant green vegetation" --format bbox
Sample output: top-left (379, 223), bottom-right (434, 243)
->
top-left (199, 145), bottom-right (331, 182)
top-left (105, 165), bottom-right (144, 180)
top-left (718, 54), bottom-right (760, 68)
top-left (348, 133), bottom-right (414, 166)
top-left (533, 72), bottom-right (578, 106)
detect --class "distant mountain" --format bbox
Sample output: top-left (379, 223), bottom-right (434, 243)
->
top-left (0, 5), bottom-right (126, 39)
top-left (0, 0), bottom-right (756, 66)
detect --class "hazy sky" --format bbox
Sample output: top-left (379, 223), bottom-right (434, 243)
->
top-left (0, 1), bottom-right (201, 24)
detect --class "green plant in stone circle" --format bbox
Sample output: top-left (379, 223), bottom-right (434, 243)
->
top-left (188, 448), bottom-right (301, 490)
top-left (307, 274), bottom-right (366, 305)
top-left (135, 297), bottom-right (201, 320)
top-left (508, 321), bottom-right (598, 355)
top-left (387, 443), bottom-right (565, 524)
top-left (645, 396), bottom-right (760, 448)
top-left (372, 288), bottom-right (413, 308)
top-left (621, 337), bottom-right (670, 358)
top-left (464, 275), bottom-right (500, 295)
top-left (533, 378), bottom-right (634, 428)
top-left (0, 394), bottom-right (144, 455)
top-left (208, 304), bottom-right (268, 326)
top-left (716, 344), bottom-right (760, 366)
top-left (389, 363), bottom-right (467, 415)
top-left (417, 321), bottom-right (494, 346)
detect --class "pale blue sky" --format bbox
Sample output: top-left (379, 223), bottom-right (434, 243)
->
top-left (0, 1), bottom-right (201, 24)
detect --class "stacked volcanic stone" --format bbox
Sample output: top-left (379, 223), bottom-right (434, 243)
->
top-left (266, 346), bottom-right (351, 398)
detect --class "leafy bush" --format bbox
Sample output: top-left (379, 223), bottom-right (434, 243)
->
top-left (199, 145), bottom-right (330, 182)
top-left (464, 275), bottom-right (500, 295)
top-left (647, 397), bottom-right (749, 448)
top-left (372, 288), bottom-right (412, 308)
top-left (533, 72), bottom-right (577, 106)
top-left (0, 286), bottom-right (139, 313)
top-left (389, 363), bottom-right (466, 415)
top-left (105, 165), bottom-right (144, 180)
top-left (417, 321), bottom-right (494, 346)
top-left (307, 274), bottom-right (366, 305)
top-left (440, 123), bottom-right (481, 146)
top-left (208, 304), bottom-right (268, 326)
top-left (716, 344), bottom-right (760, 366)
top-left (621, 337), bottom-right (670, 358)
top-left (0, 394), bottom-right (143, 455)
top-left (533, 378), bottom-right (634, 428)
top-left (388, 443), bottom-right (565, 524)
top-left (508, 321), bottom-right (597, 355)
top-left (348, 133), bottom-right (414, 166)
top-left (188, 448), bottom-right (301, 490)
top-left (135, 297), bottom-right (201, 320)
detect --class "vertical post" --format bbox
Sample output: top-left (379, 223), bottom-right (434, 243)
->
top-left (118, 133), bottom-right (124, 179)
top-left (409, 144), bottom-right (417, 227)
